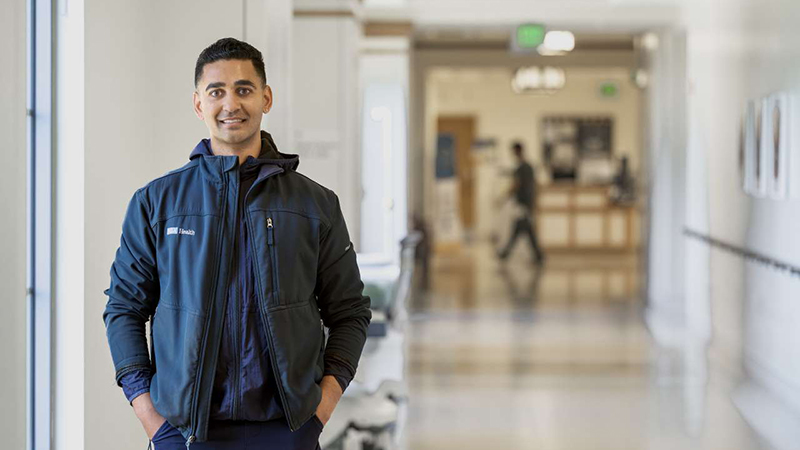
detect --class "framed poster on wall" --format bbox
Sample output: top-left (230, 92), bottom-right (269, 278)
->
top-left (743, 100), bottom-right (758, 195)
top-left (768, 93), bottom-right (790, 199)
top-left (755, 97), bottom-right (769, 197)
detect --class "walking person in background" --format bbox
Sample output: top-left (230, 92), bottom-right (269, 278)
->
top-left (497, 141), bottom-right (545, 265)
top-left (102, 38), bottom-right (371, 449)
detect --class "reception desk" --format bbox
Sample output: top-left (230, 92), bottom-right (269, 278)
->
top-left (535, 184), bottom-right (640, 252)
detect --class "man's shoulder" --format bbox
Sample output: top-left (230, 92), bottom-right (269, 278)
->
top-left (138, 160), bottom-right (200, 193)
top-left (284, 170), bottom-right (338, 201)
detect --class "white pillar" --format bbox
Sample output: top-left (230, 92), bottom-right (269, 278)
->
top-left (292, 3), bottom-right (362, 243)
top-left (359, 32), bottom-right (411, 260)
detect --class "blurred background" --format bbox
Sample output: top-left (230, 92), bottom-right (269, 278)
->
top-left (4, 0), bottom-right (800, 448)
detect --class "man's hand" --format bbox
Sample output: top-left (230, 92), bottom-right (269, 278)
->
top-left (132, 392), bottom-right (167, 440)
top-left (315, 375), bottom-right (343, 426)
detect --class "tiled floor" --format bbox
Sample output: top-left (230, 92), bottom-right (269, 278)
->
top-left (402, 245), bottom-right (767, 450)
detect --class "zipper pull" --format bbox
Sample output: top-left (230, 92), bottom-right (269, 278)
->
top-left (267, 217), bottom-right (274, 245)
top-left (185, 435), bottom-right (196, 448)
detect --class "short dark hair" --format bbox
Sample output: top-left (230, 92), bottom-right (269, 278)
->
top-left (194, 37), bottom-right (267, 87)
top-left (512, 141), bottom-right (524, 157)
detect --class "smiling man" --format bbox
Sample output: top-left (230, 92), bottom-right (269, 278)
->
top-left (102, 38), bottom-right (371, 449)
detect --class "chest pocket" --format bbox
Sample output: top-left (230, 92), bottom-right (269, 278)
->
top-left (248, 210), bottom-right (322, 308)
top-left (155, 214), bottom-right (221, 315)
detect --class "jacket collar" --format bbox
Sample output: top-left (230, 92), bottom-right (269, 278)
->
top-left (189, 130), bottom-right (299, 172)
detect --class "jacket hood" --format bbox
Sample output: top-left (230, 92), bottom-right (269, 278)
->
top-left (189, 130), bottom-right (299, 172)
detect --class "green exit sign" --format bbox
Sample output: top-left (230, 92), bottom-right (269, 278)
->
top-left (516, 24), bottom-right (545, 49)
top-left (599, 82), bottom-right (620, 98)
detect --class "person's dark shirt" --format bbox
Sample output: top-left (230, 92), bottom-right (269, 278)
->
top-left (514, 161), bottom-right (535, 209)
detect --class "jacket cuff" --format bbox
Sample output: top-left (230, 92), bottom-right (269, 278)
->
top-left (119, 367), bottom-right (152, 405)
top-left (323, 355), bottom-right (355, 393)
top-left (332, 374), bottom-right (350, 394)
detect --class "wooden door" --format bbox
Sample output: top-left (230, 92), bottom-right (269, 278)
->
top-left (437, 116), bottom-right (476, 230)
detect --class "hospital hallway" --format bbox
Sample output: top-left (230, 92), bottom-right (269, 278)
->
top-left (403, 246), bottom-right (766, 450)
top-left (10, 0), bottom-right (800, 449)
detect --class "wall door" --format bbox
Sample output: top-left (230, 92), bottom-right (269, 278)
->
top-left (437, 116), bottom-right (476, 231)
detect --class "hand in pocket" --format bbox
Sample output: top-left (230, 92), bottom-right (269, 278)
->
top-left (132, 393), bottom-right (168, 440)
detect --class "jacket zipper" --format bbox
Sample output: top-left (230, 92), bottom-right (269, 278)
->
top-left (232, 172), bottom-right (243, 420)
top-left (266, 218), bottom-right (280, 302)
top-left (185, 176), bottom-right (231, 448)
top-left (249, 212), bottom-right (296, 430)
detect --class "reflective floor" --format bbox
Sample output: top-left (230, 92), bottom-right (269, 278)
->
top-left (403, 244), bottom-right (768, 450)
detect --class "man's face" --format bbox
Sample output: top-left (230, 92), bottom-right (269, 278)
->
top-left (193, 59), bottom-right (272, 148)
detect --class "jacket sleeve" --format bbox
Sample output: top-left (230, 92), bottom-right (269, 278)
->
top-left (102, 189), bottom-right (160, 387)
top-left (119, 367), bottom-right (152, 405)
top-left (314, 193), bottom-right (371, 389)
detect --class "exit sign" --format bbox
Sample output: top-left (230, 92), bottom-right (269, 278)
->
top-left (599, 81), bottom-right (620, 98)
top-left (514, 24), bottom-right (546, 51)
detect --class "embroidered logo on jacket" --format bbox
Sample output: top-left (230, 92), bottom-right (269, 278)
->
top-left (167, 227), bottom-right (196, 236)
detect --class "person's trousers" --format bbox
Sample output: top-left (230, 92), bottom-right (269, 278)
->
top-left (499, 214), bottom-right (544, 261)
top-left (149, 416), bottom-right (324, 450)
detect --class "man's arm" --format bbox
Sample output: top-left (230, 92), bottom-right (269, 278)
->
top-left (313, 193), bottom-right (372, 421)
top-left (121, 367), bottom-right (166, 440)
top-left (102, 189), bottom-right (165, 437)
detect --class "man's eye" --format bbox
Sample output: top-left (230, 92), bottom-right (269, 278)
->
top-left (237, 88), bottom-right (251, 96)
top-left (210, 90), bottom-right (222, 98)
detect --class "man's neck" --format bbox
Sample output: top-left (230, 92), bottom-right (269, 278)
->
top-left (209, 133), bottom-right (261, 166)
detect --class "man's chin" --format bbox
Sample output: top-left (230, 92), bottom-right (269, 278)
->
top-left (212, 129), bottom-right (259, 146)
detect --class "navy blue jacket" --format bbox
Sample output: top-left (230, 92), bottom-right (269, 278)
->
top-left (103, 131), bottom-right (371, 446)
top-left (120, 135), bottom-right (348, 422)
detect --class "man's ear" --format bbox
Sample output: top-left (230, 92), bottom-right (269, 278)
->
top-left (262, 85), bottom-right (274, 114)
top-left (193, 91), bottom-right (204, 120)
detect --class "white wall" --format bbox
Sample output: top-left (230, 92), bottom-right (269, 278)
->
top-left (677, 1), bottom-right (800, 445)
top-left (0, 1), bottom-right (28, 449)
top-left (425, 66), bottom-right (643, 239)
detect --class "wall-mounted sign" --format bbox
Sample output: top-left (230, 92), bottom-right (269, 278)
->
top-left (512, 24), bottom-right (546, 52)
top-left (743, 100), bottom-right (757, 194)
top-left (768, 93), bottom-right (790, 199)
top-left (742, 93), bottom-right (793, 199)
top-left (599, 81), bottom-right (620, 99)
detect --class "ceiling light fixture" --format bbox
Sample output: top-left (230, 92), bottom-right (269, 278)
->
top-left (538, 31), bottom-right (575, 55)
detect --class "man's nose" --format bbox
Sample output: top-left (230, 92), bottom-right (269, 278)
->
top-left (222, 95), bottom-right (242, 115)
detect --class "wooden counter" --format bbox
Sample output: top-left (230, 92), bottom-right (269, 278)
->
top-left (535, 184), bottom-right (641, 252)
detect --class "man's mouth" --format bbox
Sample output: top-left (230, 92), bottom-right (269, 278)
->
top-left (219, 118), bottom-right (246, 125)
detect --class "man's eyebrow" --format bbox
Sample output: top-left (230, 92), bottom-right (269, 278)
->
top-left (205, 82), bottom-right (225, 91)
top-left (204, 80), bottom-right (256, 91)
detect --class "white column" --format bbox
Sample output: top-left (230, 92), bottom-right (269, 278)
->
top-left (292, 4), bottom-right (362, 243)
top-left (359, 34), bottom-right (410, 260)
top-left (644, 29), bottom-right (690, 347)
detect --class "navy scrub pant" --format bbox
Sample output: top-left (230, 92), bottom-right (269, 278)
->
top-left (149, 417), bottom-right (324, 450)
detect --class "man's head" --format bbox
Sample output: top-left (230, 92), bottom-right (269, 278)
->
top-left (193, 38), bottom-right (272, 149)
top-left (512, 141), bottom-right (525, 160)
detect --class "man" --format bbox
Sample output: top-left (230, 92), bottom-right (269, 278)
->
top-left (497, 141), bottom-right (545, 264)
top-left (103, 38), bottom-right (371, 449)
